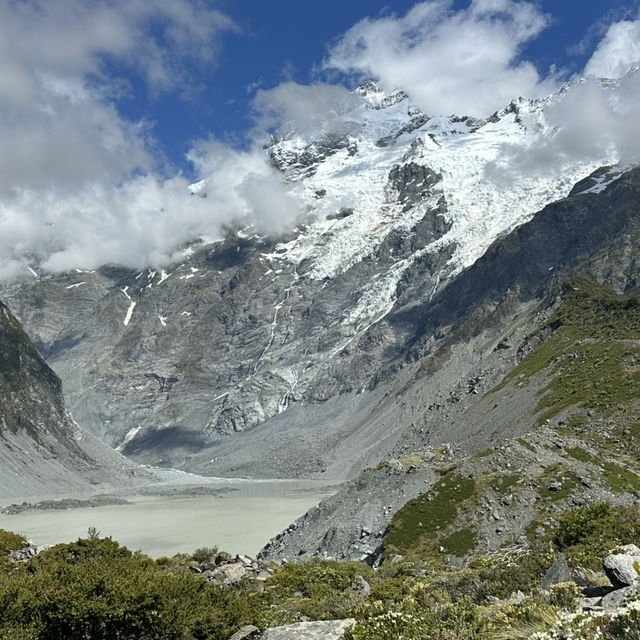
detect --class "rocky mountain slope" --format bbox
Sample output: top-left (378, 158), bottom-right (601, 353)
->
top-left (0, 300), bottom-right (146, 501)
top-left (260, 279), bottom-right (640, 563)
top-left (0, 80), bottom-right (621, 476)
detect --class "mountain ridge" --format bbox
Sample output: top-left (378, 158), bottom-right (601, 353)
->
top-left (0, 299), bottom-right (147, 501)
top-left (0, 79), bottom-right (622, 476)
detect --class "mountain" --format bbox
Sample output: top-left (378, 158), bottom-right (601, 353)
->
top-left (0, 80), bottom-right (619, 478)
top-left (261, 215), bottom-right (640, 562)
top-left (0, 300), bottom-right (146, 501)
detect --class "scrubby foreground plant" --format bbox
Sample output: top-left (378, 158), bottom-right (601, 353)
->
top-left (3, 502), bottom-right (640, 639)
top-left (0, 530), bottom-right (253, 639)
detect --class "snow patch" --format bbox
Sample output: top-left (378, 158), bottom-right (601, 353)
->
top-left (121, 287), bottom-right (136, 326)
top-left (117, 427), bottom-right (142, 451)
top-left (123, 301), bottom-right (136, 326)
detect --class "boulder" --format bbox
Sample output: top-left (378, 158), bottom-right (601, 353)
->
top-left (603, 544), bottom-right (640, 589)
top-left (205, 562), bottom-right (249, 585)
top-left (541, 553), bottom-right (573, 592)
top-left (229, 625), bottom-right (261, 640)
top-left (261, 619), bottom-right (356, 640)
top-left (8, 545), bottom-right (41, 562)
top-left (601, 584), bottom-right (640, 611)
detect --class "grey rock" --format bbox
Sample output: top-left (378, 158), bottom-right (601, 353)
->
top-left (542, 554), bottom-right (573, 592)
top-left (352, 575), bottom-right (371, 600)
top-left (261, 619), bottom-right (356, 640)
top-left (507, 590), bottom-right (526, 604)
top-left (603, 545), bottom-right (640, 588)
top-left (206, 562), bottom-right (248, 585)
top-left (229, 625), bottom-right (261, 640)
top-left (601, 584), bottom-right (640, 611)
top-left (548, 480), bottom-right (563, 492)
top-left (8, 545), bottom-right (42, 562)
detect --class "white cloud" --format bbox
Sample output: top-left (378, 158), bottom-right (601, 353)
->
top-left (0, 0), bottom-right (236, 98)
top-left (484, 13), bottom-right (640, 184)
top-left (485, 72), bottom-right (640, 184)
top-left (0, 0), bottom-right (239, 198)
top-left (584, 19), bottom-right (640, 80)
top-left (251, 82), bottom-right (362, 138)
top-left (0, 0), bottom-right (264, 279)
top-left (324, 0), bottom-right (558, 118)
top-left (187, 141), bottom-right (303, 235)
top-left (0, 151), bottom-right (301, 279)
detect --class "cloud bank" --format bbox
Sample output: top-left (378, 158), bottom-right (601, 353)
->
top-left (0, 0), bottom-right (301, 279)
top-left (1, 1), bottom-right (640, 280)
top-left (486, 12), bottom-right (640, 182)
top-left (324, 0), bottom-right (558, 117)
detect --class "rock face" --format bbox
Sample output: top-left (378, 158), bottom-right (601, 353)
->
top-left (261, 619), bottom-right (356, 640)
top-left (603, 545), bottom-right (640, 589)
top-left (0, 300), bottom-right (145, 501)
top-left (0, 82), bottom-right (632, 478)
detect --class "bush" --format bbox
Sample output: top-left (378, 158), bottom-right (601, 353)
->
top-left (0, 529), bottom-right (26, 554)
top-left (0, 533), bottom-right (254, 640)
top-left (192, 547), bottom-right (219, 564)
top-left (548, 582), bottom-right (580, 609)
top-left (552, 503), bottom-right (640, 568)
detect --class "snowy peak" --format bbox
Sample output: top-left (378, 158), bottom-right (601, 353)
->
top-left (263, 82), bottom-right (607, 297)
top-left (356, 81), bottom-right (409, 110)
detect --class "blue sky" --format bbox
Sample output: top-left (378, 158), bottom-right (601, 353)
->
top-left (0, 0), bottom-right (639, 277)
top-left (108, 0), bottom-right (638, 175)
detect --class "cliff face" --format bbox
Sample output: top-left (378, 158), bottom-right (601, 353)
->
top-left (0, 300), bottom-right (145, 500)
top-left (0, 86), bottom-right (615, 474)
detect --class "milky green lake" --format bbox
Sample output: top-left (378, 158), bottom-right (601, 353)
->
top-left (0, 480), bottom-right (333, 558)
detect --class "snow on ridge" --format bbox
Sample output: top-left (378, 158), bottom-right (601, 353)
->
top-left (121, 287), bottom-right (136, 326)
top-left (265, 86), bottom-right (614, 329)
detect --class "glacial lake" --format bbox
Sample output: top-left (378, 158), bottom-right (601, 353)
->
top-left (0, 479), bottom-right (334, 558)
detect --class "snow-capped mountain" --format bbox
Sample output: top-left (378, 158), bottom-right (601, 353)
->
top-left (0, 79), bottom-right (630, 476)
top-left (242, 81), bottom-right (610, 332)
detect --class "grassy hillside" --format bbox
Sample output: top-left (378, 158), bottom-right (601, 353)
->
top-left (2, 503), bottom-right (640, 640)
top-left (497, 278), bottom-right (640, 423)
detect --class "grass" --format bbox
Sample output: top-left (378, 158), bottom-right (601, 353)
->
top-left (517, 438), bottom-right (537, 453)
top-left (565, 446), bottom-right (598, 464)
top-left (490, 474), bottom-right (520, 495)
top-left (602, 461), bottom-right (640, 493)
top-left (489, 279), bottom-right (640, 424)
top-left (439, 528), bottom-right (478, 557)
top-left (384, 472), bottom-right (476, 555)
top-left (537, 468), bottom-right (580, 502)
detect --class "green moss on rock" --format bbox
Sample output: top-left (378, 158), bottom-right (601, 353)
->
top-left (384, 473), bottom-right (476, 555)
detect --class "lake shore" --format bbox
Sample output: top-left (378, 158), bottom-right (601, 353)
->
top-left (0, 477), bottom-right (336, 558)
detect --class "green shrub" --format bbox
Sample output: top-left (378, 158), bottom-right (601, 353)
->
top-left (259, 559), bottom-right (374, 624)
top-left (440, 527), bottom-right (477, 557)
top-left (0, 533), bottom-right (254, 640)
top-left (553, 503), bottom-right (614, 549)
top-left (552, 503), bottom-right (640, 569)
top-left (548, 582), bottom-right (580, 609)
top-left (0, 530), bottom-right (26, 554)
top-left (191, 547), bottom-right (219, 564)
